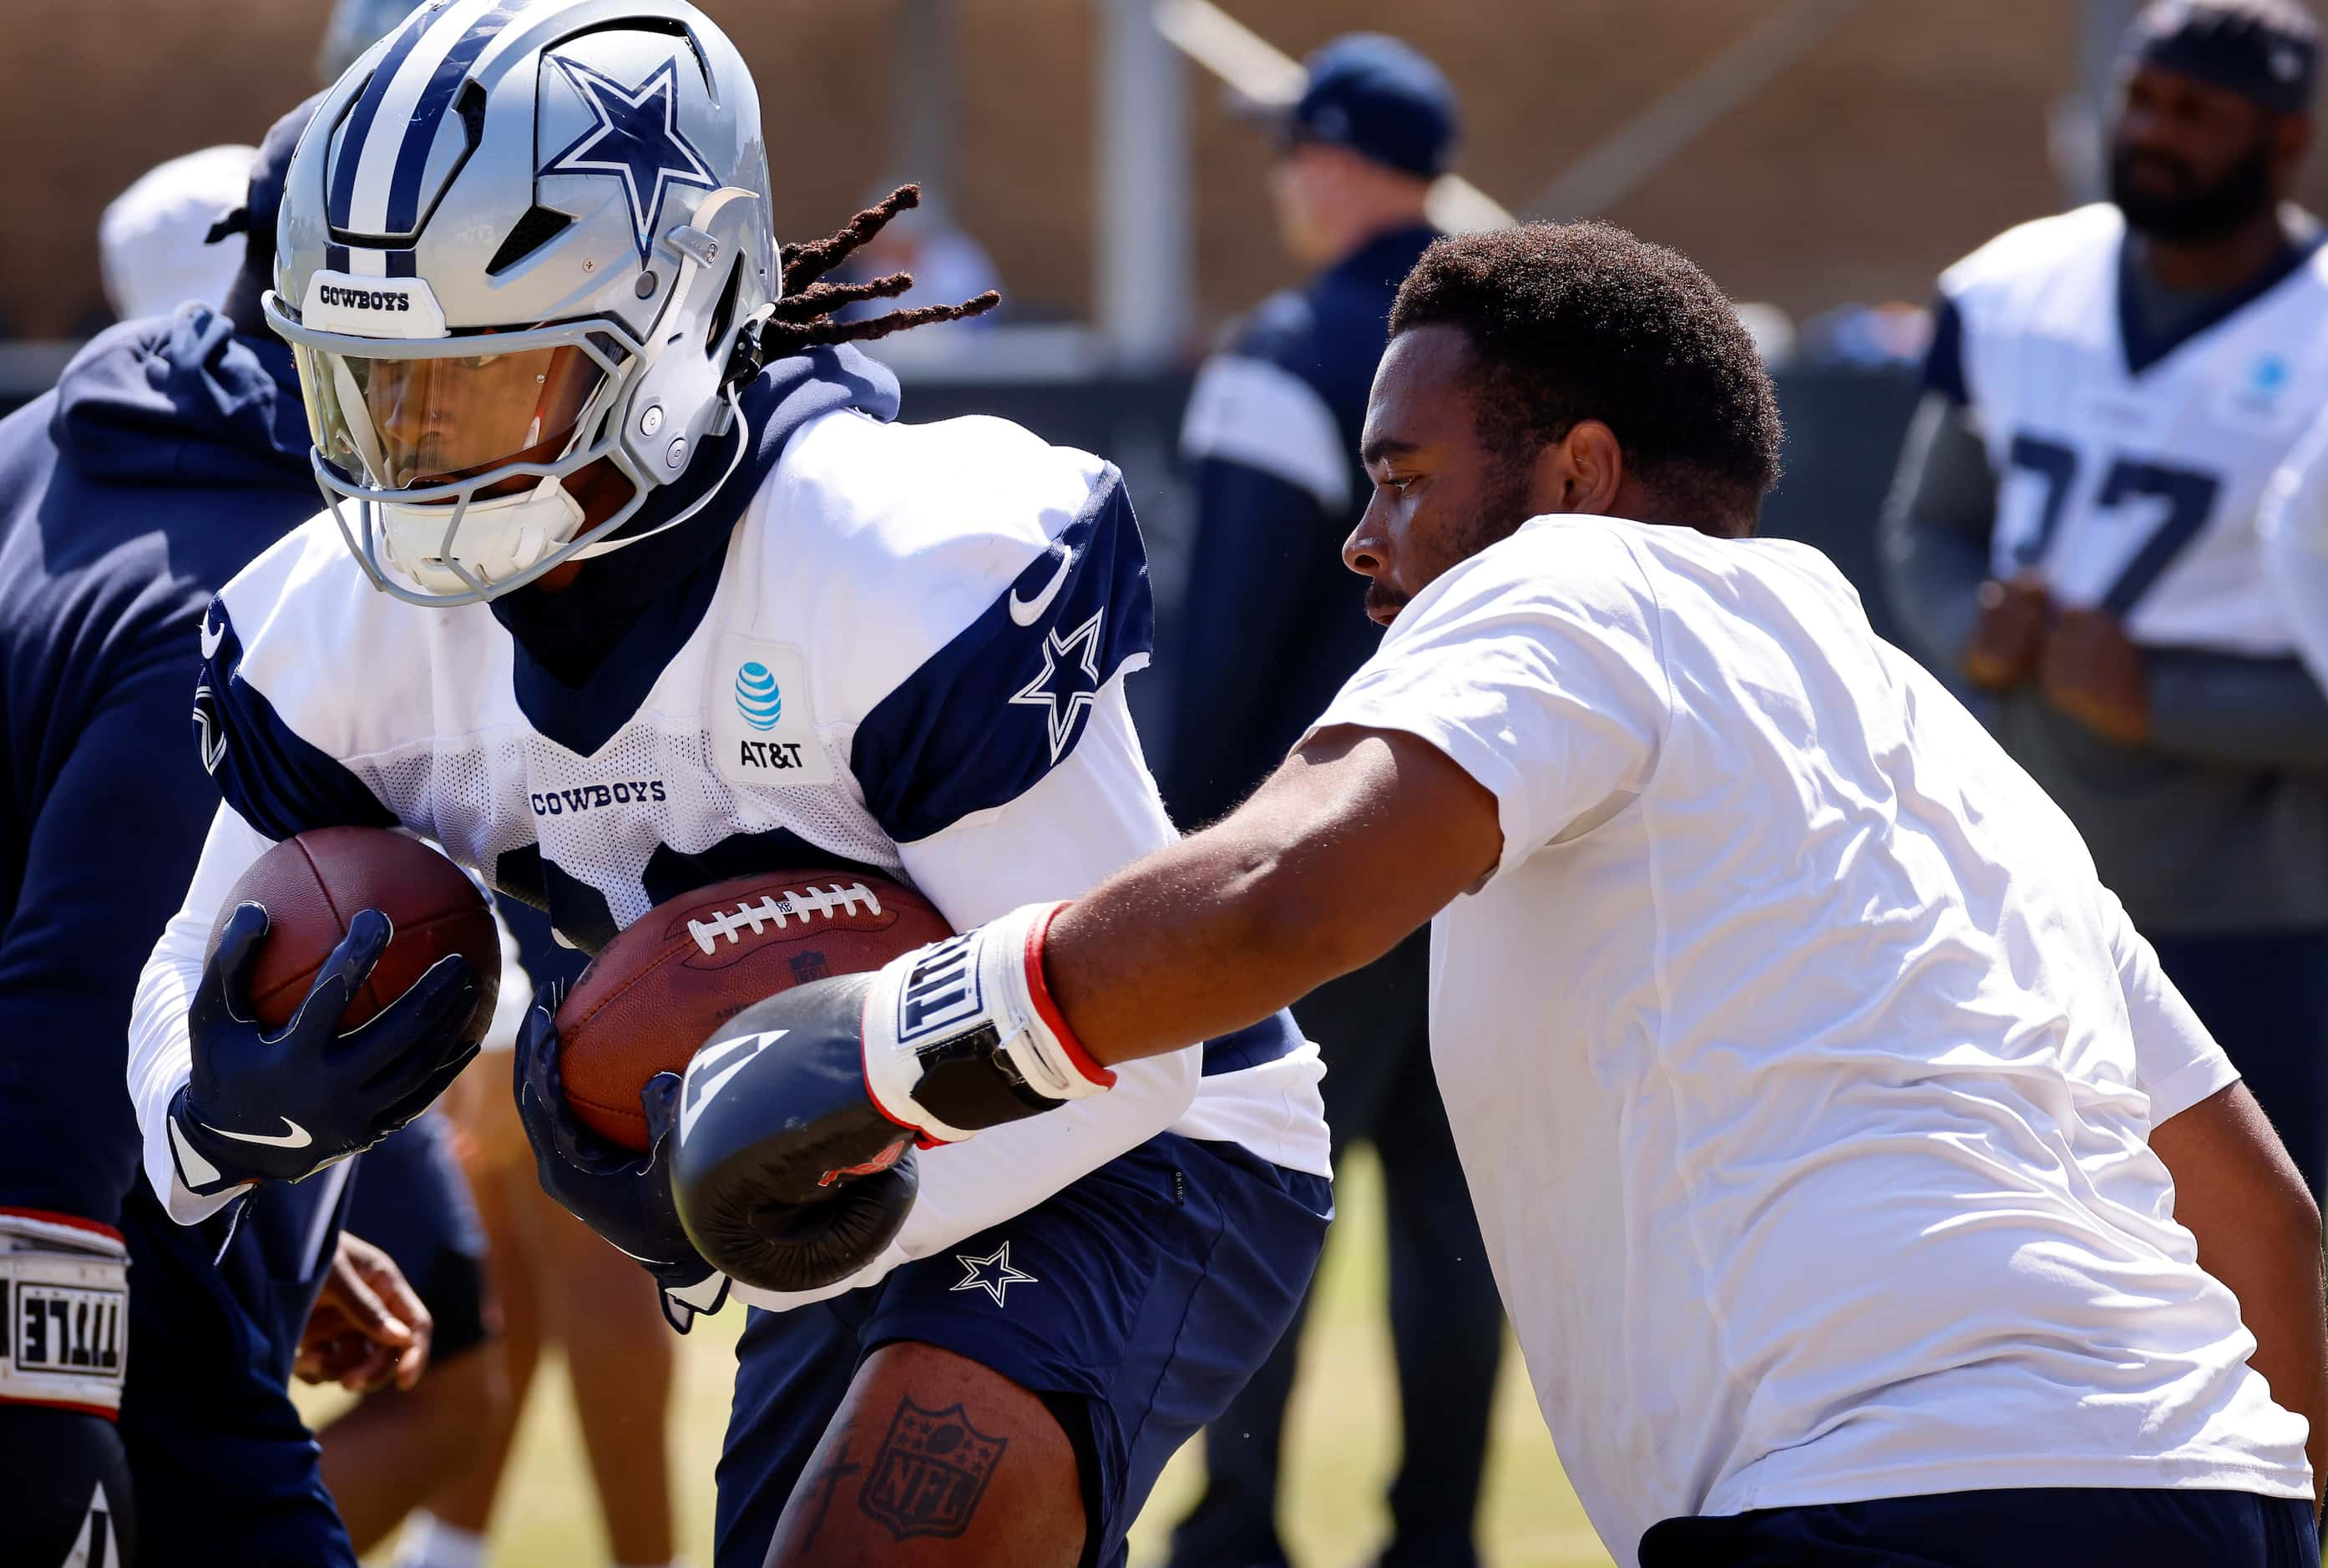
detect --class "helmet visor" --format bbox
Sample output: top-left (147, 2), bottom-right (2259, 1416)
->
top-left (306, 341), bottom-right (606, 491)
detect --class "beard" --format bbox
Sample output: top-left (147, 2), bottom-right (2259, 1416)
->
top-left (2109, 140), bottom-right (2276, 242)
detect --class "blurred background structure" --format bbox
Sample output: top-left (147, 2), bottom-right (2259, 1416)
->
top-left (0, 3), bottom-right (2225, 683)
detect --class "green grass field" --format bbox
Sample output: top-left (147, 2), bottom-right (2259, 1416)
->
top-left (351, 1152), bottom-right (1614, 1566)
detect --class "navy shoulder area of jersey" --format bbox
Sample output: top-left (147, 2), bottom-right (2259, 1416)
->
top-left (727, 403), bottom-right (1151, 837)
top-left (195, 490), bottom-right (464, 840)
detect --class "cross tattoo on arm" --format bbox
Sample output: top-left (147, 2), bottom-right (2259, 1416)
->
top-left (797, 1445), bottom-right (862, 1552)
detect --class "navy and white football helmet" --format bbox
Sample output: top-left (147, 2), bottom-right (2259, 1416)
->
top-left (268, 0), bottom-right (777, 604)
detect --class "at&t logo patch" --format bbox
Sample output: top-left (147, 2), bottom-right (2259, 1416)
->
top-left (712, 639), bottom-right (835, 789)
top-left (735, 661), bottom-right (782, 730)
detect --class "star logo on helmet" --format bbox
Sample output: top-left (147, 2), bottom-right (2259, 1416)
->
top-left (542, 56), bottom-right (717, 266)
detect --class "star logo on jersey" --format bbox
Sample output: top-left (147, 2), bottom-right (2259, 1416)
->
top-left (949, 1241), bottom-right (1036, 1307)
top-left (1009, 609), bottom-right (1105, 764)
top-left (542, 56), bottom-right (716, 265)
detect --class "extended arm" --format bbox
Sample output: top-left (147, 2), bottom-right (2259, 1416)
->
top-left (741, 680), bottom-right (1217, 1306)
top-left (666, 721), bottom-right (1492, 1293)
top-left (1049, 725), bottom-right (1497, 1065)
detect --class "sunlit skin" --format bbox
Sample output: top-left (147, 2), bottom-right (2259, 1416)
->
top-left (1268, 141), bottom-right (1433, 271)
top-left (1346, 323), bottom-right (1663, 625)
top-left (352, 341), bottom-right (633, 594)
top-left (2110, 59), bottom-right (2310, 290)
top-left (365, 346), bottom-right (599, 487)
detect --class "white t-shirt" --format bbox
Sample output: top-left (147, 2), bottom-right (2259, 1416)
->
top-left (1307, 514), bottom-right (2312, 1565)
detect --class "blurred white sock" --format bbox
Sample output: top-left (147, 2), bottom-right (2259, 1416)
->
top-left (393, 1512), bottom-right (488, 1568)
top-left (613, 1560), bottom-right (686, 1568)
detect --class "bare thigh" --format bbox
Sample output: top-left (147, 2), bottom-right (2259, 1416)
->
top-left (763, 1340), bottom-right (1087, 1568)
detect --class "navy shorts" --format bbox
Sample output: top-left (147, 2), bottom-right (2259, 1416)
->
top-left (714, 1133), bottom-right (1332, 1568)
top-left (346, 1110), bottom-right (493, 1363)
top-left (1637, 1485), bottom-right (2320, 1566)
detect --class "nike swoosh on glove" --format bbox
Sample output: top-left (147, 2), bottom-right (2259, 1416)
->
top-left (668, 902), bottom-right (1111, 1293)
top-left (513, 990), bottom-right (729, 1333)
top-left (169, 903), bottom-right (481, 1195)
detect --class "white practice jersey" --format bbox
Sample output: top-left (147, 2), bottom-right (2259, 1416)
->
top-left (2260, 401), bottom-right (2328, 690)
top-left (128, 352), bottom-right (1326, 1306)
top-left (1308, 515), bottom-right (2310, 1563)
top-left (1941, 202), bottom-right (2328, 652)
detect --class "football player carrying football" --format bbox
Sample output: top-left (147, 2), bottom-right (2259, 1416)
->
top-left (124, 3), bottom-right (1328, 1565)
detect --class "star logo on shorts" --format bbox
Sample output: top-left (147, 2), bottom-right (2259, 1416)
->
top-left (949, 1241), bottom-right (1036, 1307)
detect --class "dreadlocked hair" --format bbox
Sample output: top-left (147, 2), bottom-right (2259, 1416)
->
top-left (760, 184), bottom-right (1000, 355)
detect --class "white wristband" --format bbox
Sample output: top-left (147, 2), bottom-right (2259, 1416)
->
top-left (862, 902), bottom-right (1113, 1141)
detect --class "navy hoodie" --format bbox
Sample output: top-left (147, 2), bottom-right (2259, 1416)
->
top-left (0, 306), bottom-right (314, 1225)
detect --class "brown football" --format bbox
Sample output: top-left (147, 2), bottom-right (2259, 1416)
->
top-left (207, 827), bottom-right (502, 1042)
top-left (556, 869), bottom-right (953, 1151)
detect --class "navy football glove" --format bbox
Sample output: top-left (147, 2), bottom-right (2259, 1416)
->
top-left (514, 989), bottom-right (730, 1333)
top-left (168, 903), bottom-right (481, 1196)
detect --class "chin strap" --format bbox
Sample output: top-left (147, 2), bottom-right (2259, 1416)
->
top-left (568, 372), bottom-right (756, 563)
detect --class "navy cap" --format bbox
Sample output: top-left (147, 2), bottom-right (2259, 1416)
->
top-left (2124, 0), bottom-right (2320, 114)
top-left (1286, 34), bottom-right (1460, 180)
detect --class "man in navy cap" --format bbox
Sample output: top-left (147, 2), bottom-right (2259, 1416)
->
top-left (1884, 0), bottom-right (2328, 1203)
top-left (1163, 33), bottom-right (1505, 1568)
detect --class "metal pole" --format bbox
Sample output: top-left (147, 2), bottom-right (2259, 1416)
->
top-left (1096, 0), bottom-right (1193, 367)
top-left (1526, 0), bottom-right (1873, 221)
top-left (2067, 0), bottom-right (2138, 202)
top-left (892, 0), bottom-right (959, 211)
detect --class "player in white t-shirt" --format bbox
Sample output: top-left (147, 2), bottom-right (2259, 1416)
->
top-left (671, 222), bottom-right (2328, 1568)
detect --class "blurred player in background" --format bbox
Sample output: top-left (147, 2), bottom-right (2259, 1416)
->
top-left (123, 3), bottom-right (1328, 1565)
top-left (0, 100), bottom-right (488, 1566)
top-left (99, 144), bottom-right (256, 323)
top-left (1882, 0), bottom-right (2328, 1197)
top-left (1162, 34), bottom-right (1502, 1568)
top-left (681, 220), bottom-right (2327, 1568)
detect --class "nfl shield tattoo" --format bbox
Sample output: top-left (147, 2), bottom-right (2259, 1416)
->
top-left (858, 1397), bottom-right (1010, 1541)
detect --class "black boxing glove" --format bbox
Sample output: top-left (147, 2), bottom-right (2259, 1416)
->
top-left (668, 903), bottom-right (1113, 1293)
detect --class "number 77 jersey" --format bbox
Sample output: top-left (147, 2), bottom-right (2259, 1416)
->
top-left (1934, 200), bottom-right (2328, 652)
